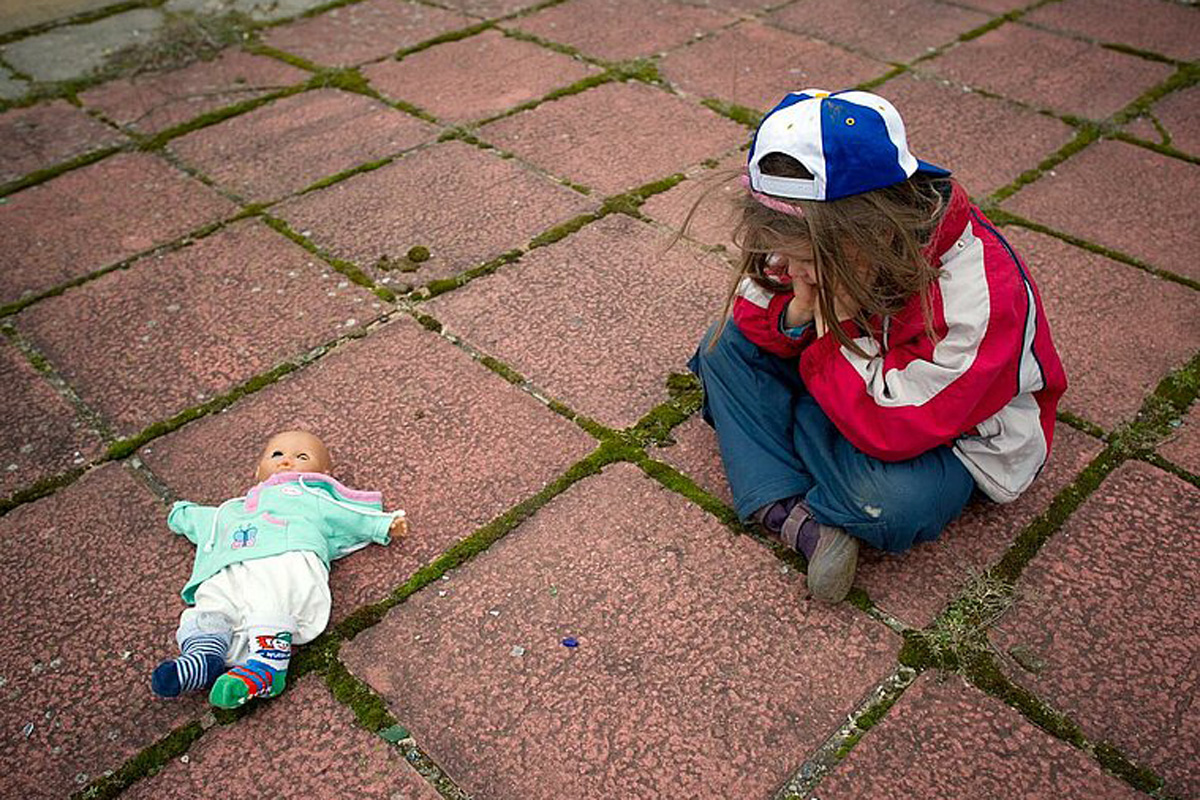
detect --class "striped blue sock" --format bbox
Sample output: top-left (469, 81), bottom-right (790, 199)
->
top-left (152, 634), bottom-right (228, 697)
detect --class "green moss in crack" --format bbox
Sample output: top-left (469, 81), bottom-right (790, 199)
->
top-left (701, 98), bottom-right (761, 128)
top-left (325, 658), bottom-right (396, 733)
top-left (74, 720), bottom-right (204, 800)
top-left (1093, 742), bottom-right (1164, 794)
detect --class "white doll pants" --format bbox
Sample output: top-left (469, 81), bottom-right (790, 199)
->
top-left (176, 550), bottom-right (331, 666)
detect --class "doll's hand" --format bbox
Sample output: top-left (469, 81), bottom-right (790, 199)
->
top-left (389, 514), bottom-right (408, 538)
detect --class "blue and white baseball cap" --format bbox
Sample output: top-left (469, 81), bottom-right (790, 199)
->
top-left (747, 89), bottom-right (950, 202)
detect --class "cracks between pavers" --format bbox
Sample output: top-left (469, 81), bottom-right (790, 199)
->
top-left (4, 1), bottom-right (1192, 792)
top-left (0, 156), bottom-right (689, 520)
top-left (865, 352), bottom-right (1200, 800)
top-left (772, 665), bottom-right (919, 800)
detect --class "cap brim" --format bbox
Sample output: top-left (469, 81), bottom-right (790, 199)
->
top-left (916, 159), bottom-right (951, 177)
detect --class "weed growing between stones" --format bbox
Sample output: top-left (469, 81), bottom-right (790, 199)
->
top-left (106, 12), bottom-right (252, 77)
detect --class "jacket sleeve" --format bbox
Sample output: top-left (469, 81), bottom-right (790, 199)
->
top-left (731, 277), bottom-right (815, 359)
top-left (799, 274), bottom-right (1027, 462)
top-left (167, 501), bottom-right (217, 546)
top-left (322, 500), bottom-right (395, 558)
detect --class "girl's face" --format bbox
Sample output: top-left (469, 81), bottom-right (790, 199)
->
top-left (764, 241), bottom-right (817, 286)
top-left (782, 241), bottom-right (817, 286)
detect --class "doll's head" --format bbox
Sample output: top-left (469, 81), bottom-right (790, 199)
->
top-left (254, 430), bottom-right (332, 482)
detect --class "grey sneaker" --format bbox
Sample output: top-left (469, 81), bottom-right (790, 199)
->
top-left (805, 524), bottom-right (859, 604)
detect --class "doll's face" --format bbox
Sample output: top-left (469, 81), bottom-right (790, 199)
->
top-left (255, 431), bottom-right (332, 482)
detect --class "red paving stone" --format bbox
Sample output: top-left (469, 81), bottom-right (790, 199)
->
top-left (482, 81), bottom-right (746, 195)
top-left (641, 151), bottom-right (743, 251)
top-left (650, 412), bottom-right (1103, 627)
top-left (0, 339), bottom-right (103, 498)
top-left (0, 100), bottom-right (124, 184)
top-left (1122, 113), bottom-right (1163, 144)
top-left (169, 89), bottom-right (436, 200)
top-left (261, 0), bottom-right (474, 67)
top-left (925, 23), bottom-right (1173, 120)
top-left (659, 20), bottom-right (887, 113)
top-left (1159, 404), bottom-right (1200, 476)
top-left (1145, 84), bottom-right (1200, 156)
top-left (0, 152), bottom-right (237, 306)
top-left (817, 675), bottom-right (1143, 799)
top-left (510, 0), bottom-right (735, 62)
top-left (993, 461), bottom-right (1200, 798)
top-left (274, 139), bottom-right (596, 283)
top-left (0, 464), bottom-right (202, 799)
top-left (124, 677), bottom-right (441, 800)
top-left (364, 29), bottom-right (602, 124)
top-left (1004, 139), bottom-right (1200, 282)
top-left (140, 316), bottom-right (596, 615)
top-left (857, 425), bottom-right (1101, 626)
top-left (79, 49), bottom-right (308, 134)
top-left (875, 73), bottom-right (1076, 197)
top-left (342, 463), bottom-right (900, 800)
top-left (648, 416), bottom-right (734, 506)
top-left (952, 0), bottom-right (1027, 11)
top-left (768, 0), bottom-right (990, 63)
top-left (16, 220), bottom-right (380, 437)
top-left (1004, 227), bottom-right (1199, 430)
top-left (1025, 0), bottom-right (1200, 62)
top-left (429, 214), bottom-right (730, 429)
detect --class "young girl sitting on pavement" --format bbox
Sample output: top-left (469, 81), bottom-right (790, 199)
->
top-left (688, 89), bottom-right (1066, 604)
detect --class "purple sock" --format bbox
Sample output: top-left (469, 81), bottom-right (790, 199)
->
top-left (758, 496), bottom-right (801, 533)
top-left (756, 497), bottom-right (821, 560)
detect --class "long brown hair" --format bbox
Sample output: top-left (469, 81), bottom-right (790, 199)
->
top-left (690, 153), bottom-right (951, 358)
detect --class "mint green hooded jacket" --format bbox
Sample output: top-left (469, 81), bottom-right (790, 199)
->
top-left (168, 472), bottom-right (397, 604)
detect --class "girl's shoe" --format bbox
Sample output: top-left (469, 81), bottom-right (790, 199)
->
top-left (803, 524), bottom-right (858, 604)
top-left (771, 500), bottom-right (859, 603)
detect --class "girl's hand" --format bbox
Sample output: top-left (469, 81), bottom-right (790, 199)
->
top-left (766, 252), bottom-right (816, 328)
top-left (389, 514), bottom-right (408, 538)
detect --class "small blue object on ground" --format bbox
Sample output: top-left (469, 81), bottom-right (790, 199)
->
top-left (561, 637), bottom-right (579, 647)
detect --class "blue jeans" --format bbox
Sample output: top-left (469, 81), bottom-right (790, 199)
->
top-left (688, 322), bottom-right (975, 553)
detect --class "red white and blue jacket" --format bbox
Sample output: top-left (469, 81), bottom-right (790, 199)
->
top-left (733, 181), bottom-right (1067, 503)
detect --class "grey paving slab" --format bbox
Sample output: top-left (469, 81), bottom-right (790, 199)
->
top-left (0, 66), bottom-right (29, 101)
top-left (164, 0), bottom-right (333, 23)
top-left (0, 0), bottom-right (127, 36)
top-left (0, 8), bottom-right (165, 83)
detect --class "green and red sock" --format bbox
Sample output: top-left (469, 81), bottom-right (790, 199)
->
top-left (209, 623), bottom-right (293, 709)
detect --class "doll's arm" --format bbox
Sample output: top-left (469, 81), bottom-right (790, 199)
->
top-left (323, 499), bottom-right (402, 557)
top-left (167, 501), bottom-right (218, 546)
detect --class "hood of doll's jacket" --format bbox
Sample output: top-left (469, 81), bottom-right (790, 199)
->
top-left (242, 471), bottom-right (383, 512)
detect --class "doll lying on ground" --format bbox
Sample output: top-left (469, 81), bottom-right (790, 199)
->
top-left (151, 430), bottom-right (406, 709)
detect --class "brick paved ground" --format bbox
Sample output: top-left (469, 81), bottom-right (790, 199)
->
top-left (0, 1), bottom-right (1196, 798)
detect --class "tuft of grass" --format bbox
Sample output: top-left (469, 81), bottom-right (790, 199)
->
top-left (104, 12), bottom-right (251, 78)
top-left (902, 569), bottom-right (1016, 670)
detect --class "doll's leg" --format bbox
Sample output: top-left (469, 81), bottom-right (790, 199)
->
top-left (152, 609), bottom-right (233, 698)
top-left (209, 614), bottom-right (294, 709)
top-left (688, 322), bottom-right (815, 519)
top-left (208, 552), bottom-right (330, 709)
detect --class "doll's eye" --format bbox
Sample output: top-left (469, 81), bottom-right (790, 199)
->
top-left (298, 453), bottom-right (309, 460)
top-left (271, 450), bottom-right (284, 458)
